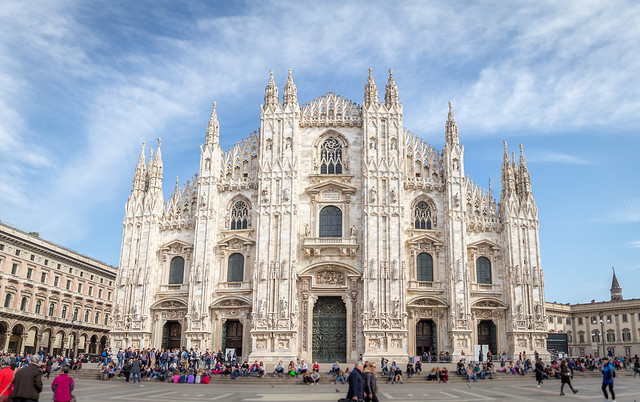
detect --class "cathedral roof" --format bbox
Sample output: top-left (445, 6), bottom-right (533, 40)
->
top-left (300, 92), bottom-right (362, 127)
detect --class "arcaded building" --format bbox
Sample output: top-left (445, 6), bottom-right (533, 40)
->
top-left (0, 222), bottom-right (116, 355)
top-left (111, 69), bottom-right (547, 363)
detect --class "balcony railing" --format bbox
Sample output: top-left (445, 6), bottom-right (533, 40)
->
top-left (409, 280), bottom-right (444, 291)
top-left (301, 237), bottom-right (358, 256)
top-left (470, 283), bottom-right (501, 292)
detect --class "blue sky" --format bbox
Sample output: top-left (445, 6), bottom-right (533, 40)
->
top-left (1, 1), bottom-right (638, 303)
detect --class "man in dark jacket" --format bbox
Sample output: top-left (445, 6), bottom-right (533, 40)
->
top-left (10, 354), bottom-right (43, 402)
top-left (131, 357), bottom-right (142, 383)
top-left (346, 361), bottom-right (364, 401)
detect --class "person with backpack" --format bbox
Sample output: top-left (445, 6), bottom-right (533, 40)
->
top-left (600, 356), bottom-right (615, 401)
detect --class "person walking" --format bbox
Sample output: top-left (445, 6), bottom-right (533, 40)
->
top-left (0, 357), bottom-right (15, 402)
top-left (122, 359), bottom-right (132, 382)
top-left (364, 362), bottom-right (379, 402)
top-left (131, 356), bottom-right (142, 384)
top-left (559, 359), bottom-right (578, 396)
top-left (346, 361), bottom-right (365, 401)
top-left (534, 358), bottom-right (545, 388)
top-left (51, 366), bottom-right (75, 402)
top-left (45, 357), bottom-right (53, 379)
top-left (10, 354), bottom-right (43, 402)
top-left (600, 356), bottom-right (615, 401)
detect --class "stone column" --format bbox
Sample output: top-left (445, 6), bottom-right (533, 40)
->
top-left (35, 334), bottom-right (43, 352)
top-left (20, 334), bottom-right (28, 354)
top-left (2, 332), bottom-right (11, 352)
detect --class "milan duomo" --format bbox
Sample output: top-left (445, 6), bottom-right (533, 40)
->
top-left (111, 69), bottom-right (548, 364)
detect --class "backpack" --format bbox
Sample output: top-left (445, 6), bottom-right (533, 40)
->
top-left (102, 351), bottom-right (107, 357)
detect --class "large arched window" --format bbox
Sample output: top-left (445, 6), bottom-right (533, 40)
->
top-left (320, 138), bottom-right (343, 174)
top-left (227, 253), bottom-right (244, 282)
top-left (476, 257), bottom-right (492, 284)
top-left (417, 253), bottom-right (434, 282)
top-left (319, 206), bottom-right (342, 237)
top-left (413, 201), bottom-right (433, 229)
top-left (169, 256), bottom-right (185, 285)
top-left (230, 200), bottom-right (249, 230)
top-left (20, 297), bottom-right (28, 311)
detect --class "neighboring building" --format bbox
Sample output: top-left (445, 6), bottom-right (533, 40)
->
top-left (111, 69), bottom-right (547, 363)
top-left (546, 270), bottom-right (640, 357)
top-left (0, 221), bottom-right (116, 355)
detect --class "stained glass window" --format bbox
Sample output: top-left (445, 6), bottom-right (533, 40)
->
top-left (476, 257), bottom-right (492, 284)
top-left (320, 138), bottom-right (343, 174)
top-left (169, 256), bottom-right (185, 285)
top-left (319, 206), bottom-right (342, 237)
top-left (230, 200), bottom-right (249, 230)
top-left (413, 201), bottom-right (432, 229)
top-left (227, 253), bottom-right (244, 282)
top-left (417, 253), bottom-right (434, 282)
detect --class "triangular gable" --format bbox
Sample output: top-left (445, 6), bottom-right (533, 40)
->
top-left (305, 180), bottom-right (357, 195)
top-left (159, 239), bottom-right (193, 252)
top-left (467, 239), bottom-right (500, 251)
top-left (406, 232), bottom-right (444, 248)
top-left (217, 232), bottom-right (255, 248)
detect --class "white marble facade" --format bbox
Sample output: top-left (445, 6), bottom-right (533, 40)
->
top-left (110, 69), bottom-right (548, 363)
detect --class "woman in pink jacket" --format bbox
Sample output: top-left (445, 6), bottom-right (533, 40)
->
top-left (51, 366), bottom-right (75, 402)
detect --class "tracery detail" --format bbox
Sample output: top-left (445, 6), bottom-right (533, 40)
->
top-left (413, 201), bottom-right (433, 229)
top-left (320, 138), bottom-right (343, 174)
top-left (230, 200), bottom-right (249, 230)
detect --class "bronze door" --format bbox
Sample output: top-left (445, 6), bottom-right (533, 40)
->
top-left (224, 320), bottom-right (243, 358)
top-left (416, 319), bottom-right (435, 356)
top-left (477, 320), bottom-right (497, 354)
top-left (162, 321), bottom-right (182, 349)
top-left (312, 296), bottom-right (347, 363)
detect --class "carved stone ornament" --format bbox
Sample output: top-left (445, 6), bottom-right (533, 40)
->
top-left (315, 270), bottom-right (345, 286)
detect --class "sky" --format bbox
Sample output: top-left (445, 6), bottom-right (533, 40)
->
top-left (1, 0), bottom-right (638, 304)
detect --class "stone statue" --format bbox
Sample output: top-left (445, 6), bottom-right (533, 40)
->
top-left (304, 223), bottom-right (310, 236)
top-left (393, 298), bottom-right (400, 318)
top-left (371, 298), bottom-right (378, 318)
top-left (280, 297), bottom-right (288, 317)
top-left (350, 225), bottom-right (357, 237)
top-left (391, 260), bottom-right (398, 280)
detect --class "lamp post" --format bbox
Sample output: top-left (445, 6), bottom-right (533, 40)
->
top-left (598, 311), bottom-right (606, 358)
top-left (69, 319), bottom-right (77, 359)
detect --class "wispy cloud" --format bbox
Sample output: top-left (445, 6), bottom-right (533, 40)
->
top-left (525, 151), bottom-right (593, 165)
top-left (607, 198), bottom-right (640, 223)
top-left (629, 241), bottom-right (640, 248)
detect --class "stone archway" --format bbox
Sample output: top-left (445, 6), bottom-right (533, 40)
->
top-left (150, 298), bottom-right (188, 348)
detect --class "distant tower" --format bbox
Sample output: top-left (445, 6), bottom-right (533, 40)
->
top-left (610, 268), bottom-right (623, 301)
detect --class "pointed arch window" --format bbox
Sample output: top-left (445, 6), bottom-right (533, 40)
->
top-left (230, 200), bottom-right (249, 230)
top-left (319, 206), bottom-right (342, 237)
top-left (417, 253), bottom-right (434, 282)
top-left (320, 138), bottom-right (343, 174)
top-left (476, 257), bottom-right (492, 284)
top-left (413, 201), bottom-right (433, 229)
top-left (169, 256), bottom-right (185, 285)
top-left (227, 253), bottom-right (244, 283)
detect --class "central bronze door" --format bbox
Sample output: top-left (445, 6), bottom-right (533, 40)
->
top-left (312, 296), bottom-right (346, 363)
top-left (162, 321), bottom-right (182, 349)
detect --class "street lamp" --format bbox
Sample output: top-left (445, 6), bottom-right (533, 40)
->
top-left (598, 312), bottom-right (606, 358)
top-left (69, 319), bottom-right (77, 359)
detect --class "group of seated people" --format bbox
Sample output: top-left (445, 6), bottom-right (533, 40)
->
top-left (426, 366), bottom-right (449, 382)
top-left (328, 361), bottom-right (351, 384)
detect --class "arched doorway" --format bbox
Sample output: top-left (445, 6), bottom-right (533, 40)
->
top-left (89, 335), bottom-right (98, 354)
top-left (416, 319), bottom-right (437, 357)
top-left (0, 322), bottom-right (7, 351)
top-left (477, 320), bottom-right (497, 355)
top-left (25, 327), bottom-right (38, 354)
top-left (223, 321), bottom-right (243, 359)
top-left (312, 296), bottom-right (346, 363)
top-left (99, 336), bottom-right (107, 352)
top-left (162, 321), bottom-right (182, 349)
top-left (8, 325), bottom-right (24, 353)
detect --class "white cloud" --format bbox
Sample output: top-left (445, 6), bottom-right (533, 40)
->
top-left (525, 151), bottom-right (592, 165)
top-left (629, 241), bottom-right (640, 248)
top-left (607, 198), bottom-right (640, 223)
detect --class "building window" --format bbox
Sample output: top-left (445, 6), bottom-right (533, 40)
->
top-left (11, 263), bottom-right (18, 275)
top-left (566, 317), bottom-right (571, 325)
top-left (413, 201), bottom-right (433, 229)
top-left (98, 289), bottom-right (102, 299)
top-left (35, 300), bottom-right (42, 314)
top-left (579, 334), bottom-right (585, 343)
top-left (20, 297), bottom-right (28, 311)
top-left (3, 294), bottom-right (11, 308)
top-left (230, 200), bottom-right (249, 230)
top-left (578, 317), bottom-right (583, 325)
top-left (416, 253), bottom-right (433, 282)
top-left (319, 206), bottom-right (342, 237)
top-left (77, 284), bottom-right (82, 293)
top-left (94, 312), bottom-right (100, 324)
top-left (73, 308), bottom-right (79, 321)
top-left (107, 292), bottom-right (112, 301)
top-left (476, 257), bottom-right (492, 284)
top-left (568, 333), bottom-right (572, 342)
top-left (61, 305), bottom-right (68, 319)
top-left (606, 333), bottom-right (615, 342)
top-left (320, 138), bottom-right (343, 174)
top-left (557, 316), bottom-right (562, 324)
top-left (41, 272), bottom-right (47, 283)
top-left (0, 244), bottom-right (3, 250)
top-left (607, 315), bottom-right (612, 323)
top-left (104, 314), bottom-right (109, 326)
top-left (626, 347), bottom-right (631, 356)
top-left (66, 280), bottom-right (71, 290)
top-left (80, 272), bottom-right (83, 277)
top-left (54, 276), bottom-right (59, 287)
top-left (26, 268), bottom-right (33, 279)
top-left (622, 332), bottom-right (631, 341)
top-left (591, 316), bottom-right (597, 324)
top-left (591, 331), bottom-right (600, 342)
top-left (84, 310), bottom-right (89, 322)
top-left (30, 254), bottom-right (35, 261)
top-left (227, 253), bottom-right (244, 282)
top-left (168, 256), bottom-right (185, 285)
top-left (15, 249), bottom-right (20, 256)
top-left (44, 259), bottom-right (48, 265)
top-left (88, 286), bottom-right (93, 296)
top-left (549, 315), bottom-right (553, 323)
top-left (49, 303), bottom-right (55, 316)
top-left (622, 314), bottom-right (628, 322)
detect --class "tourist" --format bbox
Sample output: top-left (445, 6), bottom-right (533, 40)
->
top-left (273, 360), bottom-right (284, 377)
top-left (302, 371), bottom-right (312, 385)
top-left (310, 369), bottom-right (320, 386)
top-left (634, 356), bottom-right (640, 378)
top-left (440, 367), bottom-right (449, 383)
top-left (406, 361), bottom-right (414, 378)
top-left (559, 359), bottom-right (578, 396)
top-left (346, 361), bottom-right (364, 401)
top-left (131, 356), bottom-right (142, 384)
top-left (329, 361), bottom-right (340, 376)
top-left (297, 360), bottom-right (308, 376)
top-left (0, 357), bottom-right (14, 401)
top-left (51, 366), bottom-right (74, 402)
top-left (287, 361), bottom-right (296, 378)
top-left (44, 357), bottom-right (53, 379)
top-left (364, 362), bottom-right (378, 402)
top-left (414, 359), bottom-right (422, 374)
top-left (335, 368), bottom-right (346, 384)
top-left (312, 361), bottom-right (320, 372)
top-left (121, 359), bottom-right (132, 382)
top-left (10, 354), bottom-right (43, 402)
top-left (535, 358), bottom-right (545, 387)
top-left (600, 356), bottom-right (615, 401)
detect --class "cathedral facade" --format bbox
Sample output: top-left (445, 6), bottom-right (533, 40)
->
top-left (110, 69), bottom-right (548, 363)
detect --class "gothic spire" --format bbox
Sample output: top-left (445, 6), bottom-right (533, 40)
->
top-left (264, 69), bottom-right (279, 108)
top-left (610, 267), bottom-right (623, 301)
top-left (206, 102), bottom-right (220, 145)
top-left (501, 141), bottom-right (516, 196)
top-left (445, 101), bottom-right (459, 145)
top-left (363, 68), bottom-right (379, 108)
top-left (518, 143), bottom-right (532, 196)
top-left (282, 69), bottom-right (298, 108)
top-left (132, 141), bottom-right (146, 193)
top-left (149, 138), bottom-right (163, 191)
top-left (384, 68), bottom-right (399, 108)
